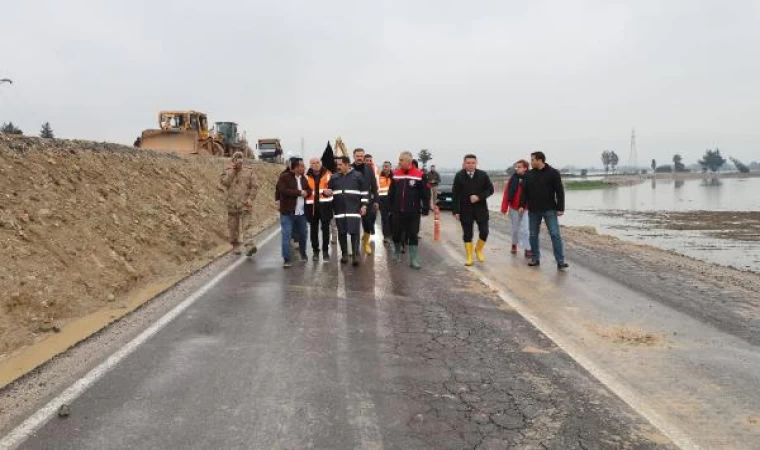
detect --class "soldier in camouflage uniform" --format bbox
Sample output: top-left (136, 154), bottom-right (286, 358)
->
top-left (221, 151), bottom-right (259, 255)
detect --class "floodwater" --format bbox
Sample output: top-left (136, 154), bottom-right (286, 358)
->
top-left (568, 176), bottom-right (760, 212)
top-left (489, 176), bottom-right (760, 272)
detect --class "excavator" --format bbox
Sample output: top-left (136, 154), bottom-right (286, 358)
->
top-left (333, 136), bottom-right (350, 158)
top-left (140, 111), bottom-right (225, 156)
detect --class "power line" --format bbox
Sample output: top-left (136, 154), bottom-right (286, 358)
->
top-left (628, 128), bottom-right (638, 170)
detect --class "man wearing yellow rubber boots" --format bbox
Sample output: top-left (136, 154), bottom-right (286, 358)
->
top-left (351, 148), bottom-right (379, 256)
top-left (452, 154), bottom-right (494, 266)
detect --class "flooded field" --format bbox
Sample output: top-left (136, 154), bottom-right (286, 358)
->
top-left (489, 176), bottom-right (760, 272)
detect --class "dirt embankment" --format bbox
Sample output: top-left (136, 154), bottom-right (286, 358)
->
top-left (0, 136), bottom-right (281, 358)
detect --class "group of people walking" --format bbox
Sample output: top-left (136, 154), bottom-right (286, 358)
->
top-left (499, 151), bottom-right (569, 269)
top-left (447, 151), bottom-right (568, 270)
top-left (222, 148), bottom-right (569, 271)
top-left (270, 148), bottom-right (430, 269)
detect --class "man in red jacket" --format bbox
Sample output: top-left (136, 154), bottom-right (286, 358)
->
top-left (500, 159), bottom-right (531, 258)
top-left (388, 151), bottom-right (430, 269)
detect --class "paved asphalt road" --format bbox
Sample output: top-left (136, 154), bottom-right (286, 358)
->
top-left (17, 234), bottom-right (672, 449)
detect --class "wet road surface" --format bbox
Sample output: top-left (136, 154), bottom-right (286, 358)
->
top-left (444, 213), bottom-right (760, 449)
top-left (16, 232), bottom-right (671, 449)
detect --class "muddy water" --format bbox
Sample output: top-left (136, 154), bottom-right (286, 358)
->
top-left (488, 176), bottom-right (760, 272)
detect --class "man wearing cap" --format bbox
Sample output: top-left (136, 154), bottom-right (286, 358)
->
top-left (221, 152), bottom-right (259, 256)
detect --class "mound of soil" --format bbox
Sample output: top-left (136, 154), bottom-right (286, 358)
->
top-left (0, 136), bottom-right (282, 357)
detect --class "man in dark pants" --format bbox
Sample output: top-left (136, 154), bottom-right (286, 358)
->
top-left (452, 154), bottom-right (494, 266)
top-left (426, 164), bottom-right (442, 207)
top-left (389, 151), bottom-right (430, 269)
top-left (377, 161), bottom-right (394, 243)
top-left (275, 158), bottom-right (310, 268)
top-left (399, 159), bottom-right (423, 253)
top-left (276, 164), bottom-right (302, 252)
top-left (305, 157), bottom-right (333, 262)
top-left (351, 148), bottom-right (379, 255)
top-left (326, 156), bottom-right (369, 266)
top-left (519, 151), bottom-right (569, 270)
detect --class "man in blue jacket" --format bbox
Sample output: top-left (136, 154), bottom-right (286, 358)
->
top-left (326, 156), bottom-right (369, 266)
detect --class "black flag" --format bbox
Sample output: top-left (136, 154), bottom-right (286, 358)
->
top-left (321, 141), bottom-right (336, 173)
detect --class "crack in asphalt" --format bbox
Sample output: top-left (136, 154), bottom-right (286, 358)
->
top-left (383, 260), bottom-right (673, 450)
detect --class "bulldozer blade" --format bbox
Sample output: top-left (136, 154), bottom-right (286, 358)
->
top-left (140, 129), bottom-right (200, 155)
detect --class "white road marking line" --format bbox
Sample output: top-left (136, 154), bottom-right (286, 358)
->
top-left (0, 229), bottom-right (281, 450)
top-left (437, 239), bottom-right (701, 450)
top-left (335, 258), bottom-right (384, 449)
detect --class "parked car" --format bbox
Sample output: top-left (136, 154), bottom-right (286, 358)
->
top-left (435, 174), bottom-right (456, 210)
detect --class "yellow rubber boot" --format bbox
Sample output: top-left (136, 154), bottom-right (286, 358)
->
top-left (475, 239), bottom-right (486, 263)
top-left (363, 233), bottom-right (373, 255)
top-left (465, 242), bottom-right (474, 266)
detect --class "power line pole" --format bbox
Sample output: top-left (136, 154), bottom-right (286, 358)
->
top-left (300, 137), bottom-right (304, 157)
top-left (628, 128), bottom-right (638, 172)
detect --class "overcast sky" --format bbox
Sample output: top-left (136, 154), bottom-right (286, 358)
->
top-left (2, 0), bottom-right (759, 169)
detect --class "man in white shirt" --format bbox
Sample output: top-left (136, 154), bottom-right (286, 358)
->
top-left (275, 158), bottom-right (310, 267)
top-left (293, 161), bottom-right (308, 262)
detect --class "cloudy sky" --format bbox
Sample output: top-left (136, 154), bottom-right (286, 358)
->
top-left (2, 0), bottom-right (759, 169)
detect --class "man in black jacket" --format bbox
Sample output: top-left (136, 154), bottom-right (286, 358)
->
top-left (452, 154), bottom-right (495, 266)
top-left (327, 156), bottom-right (369, 266)
top-left (518, 151), bottom-right (569, 270)
top-left (388, 151), bottom-right (430, 269)
top-left (352, 148), bottom-right (379, 256)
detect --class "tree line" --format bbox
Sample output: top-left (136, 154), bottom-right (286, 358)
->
top-left (1, 121), bottom-right (55, 138)
top-left (601, 148), bottom-right (751, 174)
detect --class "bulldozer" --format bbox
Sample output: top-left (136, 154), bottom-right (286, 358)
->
top-left (140, 111), bottom-right (224, 156)
top-left (214, 122), bottom-right (254, 158)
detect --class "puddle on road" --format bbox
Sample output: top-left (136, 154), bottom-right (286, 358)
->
top-left (746, 416), bottom-right (760, 430)
top-left (522, 346), bottom-right (552, 354)
top-left (586, 324), bottom-right (670, 348)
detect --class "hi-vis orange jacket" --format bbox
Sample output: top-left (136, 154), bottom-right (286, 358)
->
top-left (305, 168), bottom-right (333, 220)
top-left (378, 172), bottom-right (392, 197)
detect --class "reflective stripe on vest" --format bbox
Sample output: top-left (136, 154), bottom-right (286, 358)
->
top-left (333, 189), bottom-right (364, 196)
top-left (306, 171), bottom-right (332, 202)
